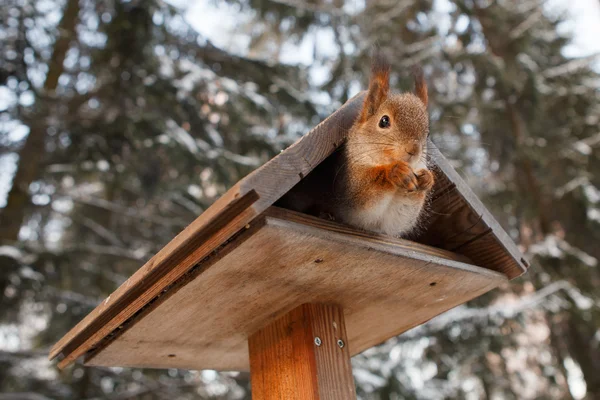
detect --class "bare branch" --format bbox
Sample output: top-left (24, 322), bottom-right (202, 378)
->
top-left (169, 192), bottom-right (204, 215)
top-left (70, 195), bottom-right (187, 228)
top-left (0, 394), bottom-right (53, 400)
top-left (264, 0), bottom-right (344, 16)
top-left (80, 216), bottom-right (125, 247)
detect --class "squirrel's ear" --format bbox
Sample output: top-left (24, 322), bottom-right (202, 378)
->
top-left (359, 52), bottom-right (390, 123)
top-left (413, 66), bottom-right (428, 108)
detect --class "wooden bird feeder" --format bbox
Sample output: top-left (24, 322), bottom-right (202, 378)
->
top-left (51, 92), bottom-right (529, 399)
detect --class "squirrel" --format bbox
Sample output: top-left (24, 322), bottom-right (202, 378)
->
top-left (277, 52), bottom-right (435, 238)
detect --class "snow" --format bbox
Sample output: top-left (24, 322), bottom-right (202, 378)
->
top-left (529, 235), bottom-right (598, 267)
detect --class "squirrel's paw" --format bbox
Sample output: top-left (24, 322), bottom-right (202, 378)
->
top-left (389, 162), bottom-right (419, 192)
top-left (415, 169), bottom-right (434, 191)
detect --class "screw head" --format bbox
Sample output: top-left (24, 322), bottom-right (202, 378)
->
top-left (314, 337), bottom-right (322, 346)
top-left (337, 339), bottom-right (345, 348)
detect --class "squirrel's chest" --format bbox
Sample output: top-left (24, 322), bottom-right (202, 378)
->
top-left (343, 193), bottom-right (425, 237)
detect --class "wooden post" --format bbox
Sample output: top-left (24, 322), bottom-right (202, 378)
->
top-left (248, 303), bottom-right (356, 399)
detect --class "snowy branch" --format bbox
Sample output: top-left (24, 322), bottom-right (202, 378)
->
top-left (79, 216), bottom-right (124, 247)
top-left (169, 192), bottom-right (204, 215)
top-left (395, 280), bottom-right (590, 341)
top-left (0, 394), bottom-right (53, 400)
top-left (45, 286), bottom-right (101, 307)
top-left (543, 53), bottom-right (600, 78)
top-left (373, 1), bottom-right (412, 26)
top-left (509, 8), bottom-right (543, 40)
top-left (263, 0), bottom-right (344, 16)
top-left (528, 235), bottom-right (597, 267)
top-left (70, 195), bottom-right (187, 228)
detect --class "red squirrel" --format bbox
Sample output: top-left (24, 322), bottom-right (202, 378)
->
top-left (278, 53), bottom-right (434, 237)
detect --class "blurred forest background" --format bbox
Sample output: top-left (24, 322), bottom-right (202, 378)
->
top-left (1, 0), bottom-right (599, 399)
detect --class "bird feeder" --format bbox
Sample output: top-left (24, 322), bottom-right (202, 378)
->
top-left (51, 92), bottom-right (529, 399)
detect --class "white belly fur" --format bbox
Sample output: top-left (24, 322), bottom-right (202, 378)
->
top-left (343, 158), bottom-right (429, 237)
top-left (344, 193), bottom-right (425, 237)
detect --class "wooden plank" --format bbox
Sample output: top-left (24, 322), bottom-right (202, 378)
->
top-left (50, 92), bottom-right (366, 367)
top-left (248, 303), bottom-right (356, 400)
top-left (265, 207), bottom-right (473, 264)
top-left (419, 146), bottom-right (529, 278)
top-left (84, 207), bottom-right (506, 371)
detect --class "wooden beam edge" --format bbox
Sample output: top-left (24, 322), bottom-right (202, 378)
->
top-left (263, 207), bottom-right (508, 282)
top-left (428, 145), bottom-right (530, 276)
top-left (83, 215), bottom-right (268, 368)
top-left (50, 189), bottom-right (260, 366)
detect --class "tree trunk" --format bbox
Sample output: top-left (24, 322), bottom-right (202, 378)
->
top-left (0, 0), bottom-right (80, 242)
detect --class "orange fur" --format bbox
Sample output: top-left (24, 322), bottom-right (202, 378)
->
top-left (359, 51), bottom-right (391, 123)
top-left (413, 66), bottom-right (428, 107)
top-left (278, 52), bottom-right (434, 237)
top-left (351, 161), bottom-right (433, 203)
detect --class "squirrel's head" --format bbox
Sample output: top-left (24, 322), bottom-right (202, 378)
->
top-left (347, 52), bottom-right (429, 168)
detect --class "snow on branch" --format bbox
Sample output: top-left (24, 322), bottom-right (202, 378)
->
top-left (70, 194), bottom-right (187, 228)
top-left (0, 393), bottom-right (53, 400)
top-left (79, 216), bottom-right (124, 247)
top-left (509, 8), bottom-right (543, 40)
top-left (372, 1), bottom-right (413, 27)
top-left (543, 53), bottom-right (600, 78)
top-left (265, 0), bottom-right (344, 16)
top-left (169, 192), bottom-right (204, 215)
top-left (396, 280), bottom-right (592, 342)
top-left (166, 119), bottom-right (262, 167)
top-left (0, 245), bottom-right (37, 264)
top-left (45, 286), bottom-right (102, 308)
top-left (555, 176), bottom-right (589, 198)
top-left (529, 235), bottom-right (597, 267)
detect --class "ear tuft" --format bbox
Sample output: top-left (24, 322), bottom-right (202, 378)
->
top-left (359, 50), bottom-right (391, 123)
top-left (412, 65), bottom-right (428, 108)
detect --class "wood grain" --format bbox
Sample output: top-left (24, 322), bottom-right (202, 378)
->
top-left (249, 304), bottom-right (356, 400)
top-left (84, 207), bottom-right (505, 371)
top-left (418, 145), bottom-right (529, 279)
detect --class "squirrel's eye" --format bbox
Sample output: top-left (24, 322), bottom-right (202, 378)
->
top-left (379, 115), bottom-right (390, 128)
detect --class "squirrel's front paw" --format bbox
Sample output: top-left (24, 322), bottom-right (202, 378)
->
top-left (390, 161), bottom-right (419, 192)
top-left (415, 169), bottom-right (434, 192)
